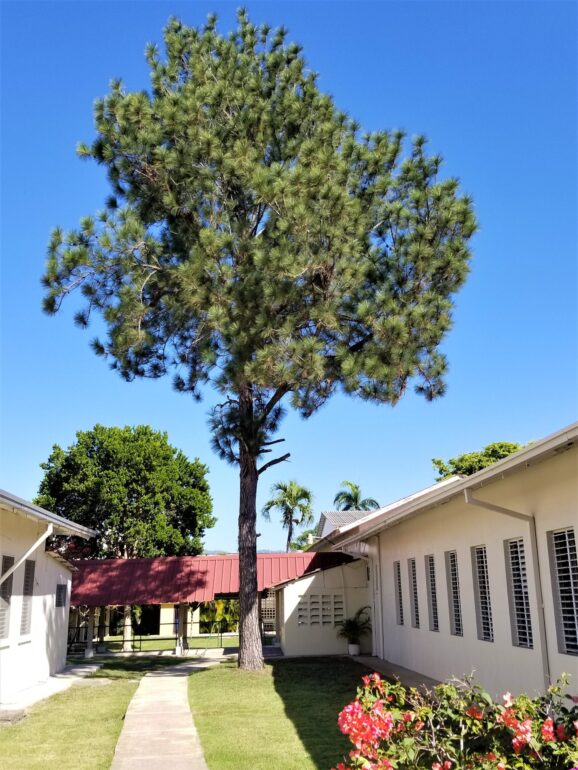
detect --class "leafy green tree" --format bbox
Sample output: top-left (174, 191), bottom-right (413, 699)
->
top-left (262, 480), bottom-right (314, 552)
top-left (41, 13), bottom-right (476, 668)
top-left (36, 425), bottom-right (214, 650)
top-left (289, 528), bottom-right (316, 551)
top-left (432, 441), bottom-right (523, 480)
top-left (36, 424), bottom-right (214, 558)
top-left (334, 480), bottom-right (379, 511)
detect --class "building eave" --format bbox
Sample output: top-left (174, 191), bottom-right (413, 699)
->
top-left (0, 489), bottom-right (98, 539)
top-left (316, 421), bottom-right (578, 551)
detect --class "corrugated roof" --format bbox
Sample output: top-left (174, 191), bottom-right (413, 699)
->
top-left (70, 552), bottom-right (352, 606)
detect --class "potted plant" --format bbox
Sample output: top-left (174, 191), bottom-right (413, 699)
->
top-left (336, 606), bottom-right (371, 655)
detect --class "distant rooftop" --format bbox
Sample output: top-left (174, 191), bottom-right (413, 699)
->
top-left (315, 510), bottom-right (372, 539)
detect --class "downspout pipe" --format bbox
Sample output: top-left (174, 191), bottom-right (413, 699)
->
top-left (0, 523), bottom-right (54, 587)
top-left (463, 489), bottom-right (551, 689)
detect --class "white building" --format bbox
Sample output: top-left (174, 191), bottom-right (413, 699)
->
top-left (312, 423), bottom-right (578, 696)
top-left (0, 489), bottom-right (96, 707)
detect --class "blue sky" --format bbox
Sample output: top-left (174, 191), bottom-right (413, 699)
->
top-left (1, 1), bottom-right (576, 553)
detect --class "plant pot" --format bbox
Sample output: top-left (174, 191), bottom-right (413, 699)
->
top-left (348, 643), bottom-right (360, 655)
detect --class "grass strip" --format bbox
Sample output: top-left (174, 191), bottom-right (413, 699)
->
top-left (188, 656), bottom-right (368, 770)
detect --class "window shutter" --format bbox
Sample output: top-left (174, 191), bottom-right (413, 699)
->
top-left (408, 558), bottom-right (420, 628)
top-left (55, 584), bottom-right (68, 608)
top-left (548, 527), bottom-right (578, 656)
top-left (445, 550), bottom-right (463, 636)
top-left (471, 545), bottom-right (494, 642)
top-left (20, 559), bottom-right (35, 635)
top-left (394, 561), bottom-right (404, 625)
top-left (0, 556), bottom-right (15, 640)
top-left (425, 555), bottom-right (439, 632)
top-left (504, 537), bottom-right (533, 648)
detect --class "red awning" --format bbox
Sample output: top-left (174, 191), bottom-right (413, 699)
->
top-left (70, 552), bottom-right (352, 607)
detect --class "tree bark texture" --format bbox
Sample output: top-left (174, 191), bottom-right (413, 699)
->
top-left (237, 422), bottom-right (264, 670)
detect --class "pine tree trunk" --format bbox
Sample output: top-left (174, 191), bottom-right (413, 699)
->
top-left (237, 398), bottom-right (264, 670)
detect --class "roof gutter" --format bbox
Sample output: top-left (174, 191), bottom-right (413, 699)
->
top-left (463, 488), bottom-right (551, 690)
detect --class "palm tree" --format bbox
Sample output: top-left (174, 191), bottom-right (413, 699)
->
top-left (262, 481), bottom-right (314, 552)
top-left (333, 480), bottom-right (379, 511)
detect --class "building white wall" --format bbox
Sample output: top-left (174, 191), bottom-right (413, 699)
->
top-left (0, 509), bottom-right (72, 705)
top-left (374, 446), bottom-right (578, 697)
top-left (278, 561), bottom-right (370, 656)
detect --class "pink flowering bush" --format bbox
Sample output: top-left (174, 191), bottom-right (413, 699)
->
top-left (334, 673), bottom-right (578, 769)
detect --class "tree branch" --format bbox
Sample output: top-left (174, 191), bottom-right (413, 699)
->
top-left (262, 438), bottom-right (285, 447)
top-left (258, 452), bottom-right (290, 475)
top-left (261, 385), bottom-right (289, 421)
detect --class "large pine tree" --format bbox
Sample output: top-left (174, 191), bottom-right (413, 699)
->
top-left (42, 12), bottom-right (476, 669)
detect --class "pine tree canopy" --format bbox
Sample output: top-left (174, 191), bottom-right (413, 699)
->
top-left (41, 11), bottom-right (476, 668)
top-left (43, 11), bottom-right (476, 463)
top-left (35, 424), bottom-right (215, 558)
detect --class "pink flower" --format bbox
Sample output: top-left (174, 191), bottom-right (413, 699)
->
top-left (502, 692), bottom-right (513, 707)
top-left (541, 717), bottom-right (555, 742)
top-left (555, 723), bottom-right (567, 741)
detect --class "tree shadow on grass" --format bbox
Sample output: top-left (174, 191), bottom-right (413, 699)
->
top-left (271, 656), bottom-right (370, 770)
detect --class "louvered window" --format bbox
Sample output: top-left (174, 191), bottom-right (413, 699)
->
top-left (445, 550), bottom-right (463, 636)
top-left (471, 545), bottom-right (494, 642)
top-left (20, 559), bottom-right (35, 635)
top-left (408, 558), bottom-right (420, 628)
top-left (548, 527), bottom-right (578, 655)
top-left (504, 538), bottom-right (533, 648)
top-left (0, 556), bottom-right (15, 640)
top-left (297, 593), bottom-right (344, 626)
top-left (55, 584), bottom-right (67, 608)
top-left (394, 561), bottom-right (404, 625)
top-left (425, 554), bottom-right (439, 632)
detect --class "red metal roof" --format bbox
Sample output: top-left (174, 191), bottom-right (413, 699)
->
top-left (70, 552), bottom-right (352, 607)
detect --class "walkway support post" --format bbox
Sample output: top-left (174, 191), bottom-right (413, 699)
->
top-left (85, 607), bottom-right (95, 658)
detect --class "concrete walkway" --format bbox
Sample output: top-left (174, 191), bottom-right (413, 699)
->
top-left (110, 660), bottom-right (216, 770)
top-left (353, 655), bottom-right (440, 690)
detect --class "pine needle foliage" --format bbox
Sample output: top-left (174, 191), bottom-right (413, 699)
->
top-left (42, 11), bottom-right (476, 669)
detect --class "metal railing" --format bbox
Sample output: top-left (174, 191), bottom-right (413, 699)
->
top-left (67, 619), bottom-right (237, 654)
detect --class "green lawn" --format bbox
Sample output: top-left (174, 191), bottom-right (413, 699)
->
top-left (0, 657), bottom-right (188, 770)
top-left (188, 656), bottom-right (368, 770)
